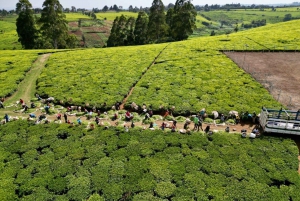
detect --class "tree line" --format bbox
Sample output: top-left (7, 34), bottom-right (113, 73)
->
top-left (197, 3), bottom-right (300, 11)
top-left (107, 0), bottom-right (197, 47)
top-left (16, 0), bottom-right (77, 49)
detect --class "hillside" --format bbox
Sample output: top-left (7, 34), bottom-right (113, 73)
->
top-left (3, 10), bottom-right (300, 49)
top-left (1, 16), bottom-right (300, 201)
top-left (30, 19), bottom-right (300, 114)
top-left (2, 20), bottom-right (300, 114)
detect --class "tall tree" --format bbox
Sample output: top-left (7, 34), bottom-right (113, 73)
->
top-left (38, 0), bottom-right (76, 49)
top-left (16, 0), bottom-right (38, 49)
top-left (166, 8), bottom-right (174, 31)
top-left (124, 17), bottom-right (135, 45)
top-left (1, 9), bottom-right (9, 17)
top-left (113, 4), bottom-right (119, 11)
top-left (171, 0), bottom-right (197, 41)
top-left (134, 11), bottom-right (149, 45)
top-left (107, 15), bottom-right (127, 47)
top-left (107, 15), bottom-right (135, 47)
top-left (114, 15), bottom-right (128, 46)
top-left (71, 6), bottom-right (76, 12)
top-left (102, 5), bottom-right (108, 12)
top-left (133, 6), bottom-right (139, 12)
top-left (167, 3), bottom-right (175, 9)
top-left (147, 0), bottom-right (168, 42)
top-left (107, 17), bottom-right (119, 47)
top-left (129, 5), bottom-right (133, 12)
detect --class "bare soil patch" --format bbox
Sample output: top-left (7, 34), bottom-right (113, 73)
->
top-left (225, 52), bottom-right (300, 110)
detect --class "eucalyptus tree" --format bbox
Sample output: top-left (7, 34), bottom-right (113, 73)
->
top-left (39, 0), bottom-right (76, 48)
top-left (16, 0), bottom-right (38, 49)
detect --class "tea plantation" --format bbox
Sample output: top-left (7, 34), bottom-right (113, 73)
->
top-left (0, 20), bottom-right (21, 50)
top-left (200, 9), bottom-right (300, 25)
top-left (0, 120), bottom-right (299, 200)
top-left (0, 51), bottom-right (42, 97)
top-left (127, 48), bottom-right (281, 114)
top-left (1, 14), bottom-right (300, 201)
top-left (36, 44), bottom-right (167, 108)
top-left (34, 20), bottom-right (300, 114)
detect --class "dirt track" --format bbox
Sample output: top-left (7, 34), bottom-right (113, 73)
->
top-left (225, 52), bottom-right (300, 110)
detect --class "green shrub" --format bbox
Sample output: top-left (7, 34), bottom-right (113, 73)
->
top-left (155, 181), bottom-right (176, 198)
top-left (226, 119), bottom-right (235, 124)
top-left (203, 118), bottom-right (214, 123)
top-left (132, 192), bottom-right (163, 201)
top-left (48, 177), bottom-right (68, 194)
top-left (138, 173), bottom-right (156, 191)
top-left (67, 175), bottom-right (91, 201)
top-left (102, 183), bottom-right (124, 200)
top-left (87, 193), bottom-right (105, 201)
top-left (175, 116), bottom-right (186, 122)
top-left (0, 178), bottom-right (18, 201)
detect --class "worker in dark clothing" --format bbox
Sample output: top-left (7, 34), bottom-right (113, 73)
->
top-left (63, 113), bottom-right (68, 123)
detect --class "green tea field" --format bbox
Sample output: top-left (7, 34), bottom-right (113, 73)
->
top-left (0, 51), bottom-right (42, 97)
top-left (0, 121), bottom-right (299, 200)
top-left (195, 8), bottom-right (300, 36)
top-left (200, 9), bottom-right (300, 25)
top-left (36, 44), bottom-right (166, 107)
top-left (33, 19), bottom-right (300, 115)
top-left (0, 20), bottom-right (22, 50)
top-left (1, 12), bottom-right (300, 201)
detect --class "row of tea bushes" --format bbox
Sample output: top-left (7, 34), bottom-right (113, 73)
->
top-left (0, 120), bottom-right (299, 200)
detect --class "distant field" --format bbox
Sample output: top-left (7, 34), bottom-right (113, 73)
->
top-left (65, 12), bottom-right (92, 22)
top-left (274, 7), bottom-right (300, 12)
top-left (96, 11), bottom-right (138, 21)
top-left (0, 20), bottom-right (21, 50)
top-left (194, 9), bottom-right (300, 37)
top-left (199, 10), bottom-right (300, 24)
top-left (67, 12), bottom-right (139, 48)
top-left (0, 15), bottom-right (17, 22)
top-left (236, 19), bottom-right (300, 50)
top-left (195, 15), bottom-right (219, 29)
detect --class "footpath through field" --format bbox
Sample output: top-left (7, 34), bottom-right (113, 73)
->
top-left (0, 53), bottom-right (51, 116)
